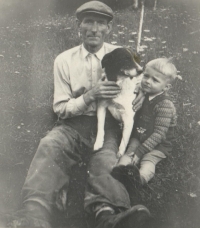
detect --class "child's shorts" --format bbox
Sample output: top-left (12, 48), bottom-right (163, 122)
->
top-left (139, 150), bottom-right (166, 184)
top-left (120, 138), bottom-right (166, 184)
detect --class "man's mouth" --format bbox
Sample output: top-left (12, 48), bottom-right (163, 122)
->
top-left (88, 36), bottom-right (99, 38)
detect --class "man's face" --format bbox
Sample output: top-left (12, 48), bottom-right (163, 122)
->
top-left (141, 66), bottom-right (170, 95)
top-left (78, 14), bottom-right (112, 51)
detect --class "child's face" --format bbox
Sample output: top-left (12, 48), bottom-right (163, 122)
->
top-left (141, 66), bottom-right (170, 95)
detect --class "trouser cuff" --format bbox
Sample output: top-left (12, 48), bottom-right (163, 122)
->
top-left (24, 198), bottom-right (51, 213)
top-left (92, 203), bottom-right (115, 218)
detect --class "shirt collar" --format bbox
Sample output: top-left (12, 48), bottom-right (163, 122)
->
top-left (95, 44), bottom-right (105, 60)
top-left (149, 92), bottom-right (164, 101)
top-left (81, 44), bottom-right (105, 60)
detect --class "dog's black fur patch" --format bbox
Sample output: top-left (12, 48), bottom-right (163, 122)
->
top-left (101, 48), bottom-right (141, 82)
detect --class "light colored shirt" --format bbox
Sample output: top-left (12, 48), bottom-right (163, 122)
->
top-left (53, 43), bottom-right (118, 119)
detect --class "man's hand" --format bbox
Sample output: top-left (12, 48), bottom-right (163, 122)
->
top-left (132, 154), bottom-right (140, 165)
top-left (83, 80), bottom-right (121, 106)
top-left (132, 89), bottom-right (145, 112)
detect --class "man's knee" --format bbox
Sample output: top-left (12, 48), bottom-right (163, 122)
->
top-left (88, 150), bottom-right (117, 175)
top-left (102, 128), bottom-right (120, 152)
top-left (38, 128), bottom-right (78, 155)
top-left (30, 133), bottom-right (81, 177)
top-left (37, 135), bottom-right (60, 159)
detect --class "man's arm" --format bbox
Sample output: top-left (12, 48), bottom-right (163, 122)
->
top-left (53, 56), bottom-right (89, 119)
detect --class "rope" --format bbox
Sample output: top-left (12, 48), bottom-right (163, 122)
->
top-left (137, 0), bottom-right (145, 53)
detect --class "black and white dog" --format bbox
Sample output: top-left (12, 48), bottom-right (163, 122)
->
top-left (93, 48), bottom-right (143, 158)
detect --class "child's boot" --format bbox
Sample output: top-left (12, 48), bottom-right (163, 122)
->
top-left (111, 164), bottom-right (141, 191)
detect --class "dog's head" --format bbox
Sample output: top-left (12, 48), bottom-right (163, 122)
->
top-left (101, 48), bottom-right (143, 82)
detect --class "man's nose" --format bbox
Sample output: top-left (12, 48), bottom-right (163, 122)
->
top-left (91, 22), bottom-right (98, 32)
top-left (146, 78), bottom-right (151, 84)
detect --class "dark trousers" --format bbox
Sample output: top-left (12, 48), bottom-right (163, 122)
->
top-left (22, 116), bottom-right (131, 220)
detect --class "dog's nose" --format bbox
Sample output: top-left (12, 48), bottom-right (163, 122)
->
top-left (136, 64), bottom-right (143, 74)
top-left (134, 61), bottom-right (143, 74)
top-left (137, 66), bottom-right (143, 74)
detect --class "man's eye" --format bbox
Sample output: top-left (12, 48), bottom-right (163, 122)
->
top-left (98, 21), bottom-right (105, 25)
top-left (85, 20), bottom-right (93, 24)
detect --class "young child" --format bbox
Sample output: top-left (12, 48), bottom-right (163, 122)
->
top-left (112, 58), bottom-right (177, 186)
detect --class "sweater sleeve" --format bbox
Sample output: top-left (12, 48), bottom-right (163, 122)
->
top-left (135, 99), bottom-right (175, 158)
top-left (53, 55), bottom-right (88, 119)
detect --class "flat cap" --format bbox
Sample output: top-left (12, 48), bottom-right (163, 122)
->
top-left (76, 1), bottom-right (113, 21)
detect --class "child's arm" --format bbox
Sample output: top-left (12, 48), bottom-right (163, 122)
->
top-left (134, 99), bottom-right (176, 162)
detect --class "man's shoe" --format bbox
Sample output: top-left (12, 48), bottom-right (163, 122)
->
top-left (6, 215), bottom-right (52, 228)
top-left (95, 205), bottom-right (150, 228)
top-left (2, 202), bottom-right (52, 228)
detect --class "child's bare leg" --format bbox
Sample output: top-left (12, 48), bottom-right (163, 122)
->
top-left (139, 150), bottom-right (166, 184)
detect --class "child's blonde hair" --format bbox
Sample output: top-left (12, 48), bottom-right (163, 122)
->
top-left (146, 58), bottom-right (177, 83)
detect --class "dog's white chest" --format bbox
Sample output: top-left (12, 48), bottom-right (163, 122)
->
top-left (108, 77), bottom-right (137, 122)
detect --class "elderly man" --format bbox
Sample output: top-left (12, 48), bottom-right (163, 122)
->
top-left (4, 1), bottom-right (150, 228)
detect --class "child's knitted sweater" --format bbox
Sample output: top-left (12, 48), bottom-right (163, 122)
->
top-left (132, 92), bottom-right (177, 159)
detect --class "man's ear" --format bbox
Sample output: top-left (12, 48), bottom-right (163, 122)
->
top-left (106, 21), bottom-right (112, 35)
top-left (164, 83), bottom-right (172, 91)
top-left (76, 19), bottom-right (82, 37)
top-left (76, 19), bottom-right (81, 28)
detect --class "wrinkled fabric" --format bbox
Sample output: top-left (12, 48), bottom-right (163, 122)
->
top-left (85, 129), bottom-right (131, 213)
top-left (53, 43), bottom-right (119, 119)
top-left (22, 124), bottom-right (86, 213)
top-left (140, 150), bottom-right (166, 184)
top-left (121, 137), bottom-right (166, 184)
top-left (22, 115), bottom-right (131, 220)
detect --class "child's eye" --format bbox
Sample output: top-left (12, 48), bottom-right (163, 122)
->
top-left (153, 78), bottom-right (159, 82)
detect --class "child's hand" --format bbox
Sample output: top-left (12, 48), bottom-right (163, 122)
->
top-left (132, 154), bottom-right (140, 165)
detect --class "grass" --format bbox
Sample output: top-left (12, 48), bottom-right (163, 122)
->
top-left (0, 0), bottom-right (200, 227)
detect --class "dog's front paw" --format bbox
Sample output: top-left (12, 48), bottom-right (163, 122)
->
top-left (117, 146), bottom-right (126, 158)
top-left (93, 140), bottom-right (104, 151)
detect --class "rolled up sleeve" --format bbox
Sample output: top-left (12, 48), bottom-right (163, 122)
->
top-left (53, 55), bottom-right (88, 119)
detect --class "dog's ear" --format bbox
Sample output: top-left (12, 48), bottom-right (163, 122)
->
top-left (126, 48), bottom-right (141, 64)
top-left (102, 52), bottom-right (113, 69)
top-left (102, 52), bottom-right (118, 82)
